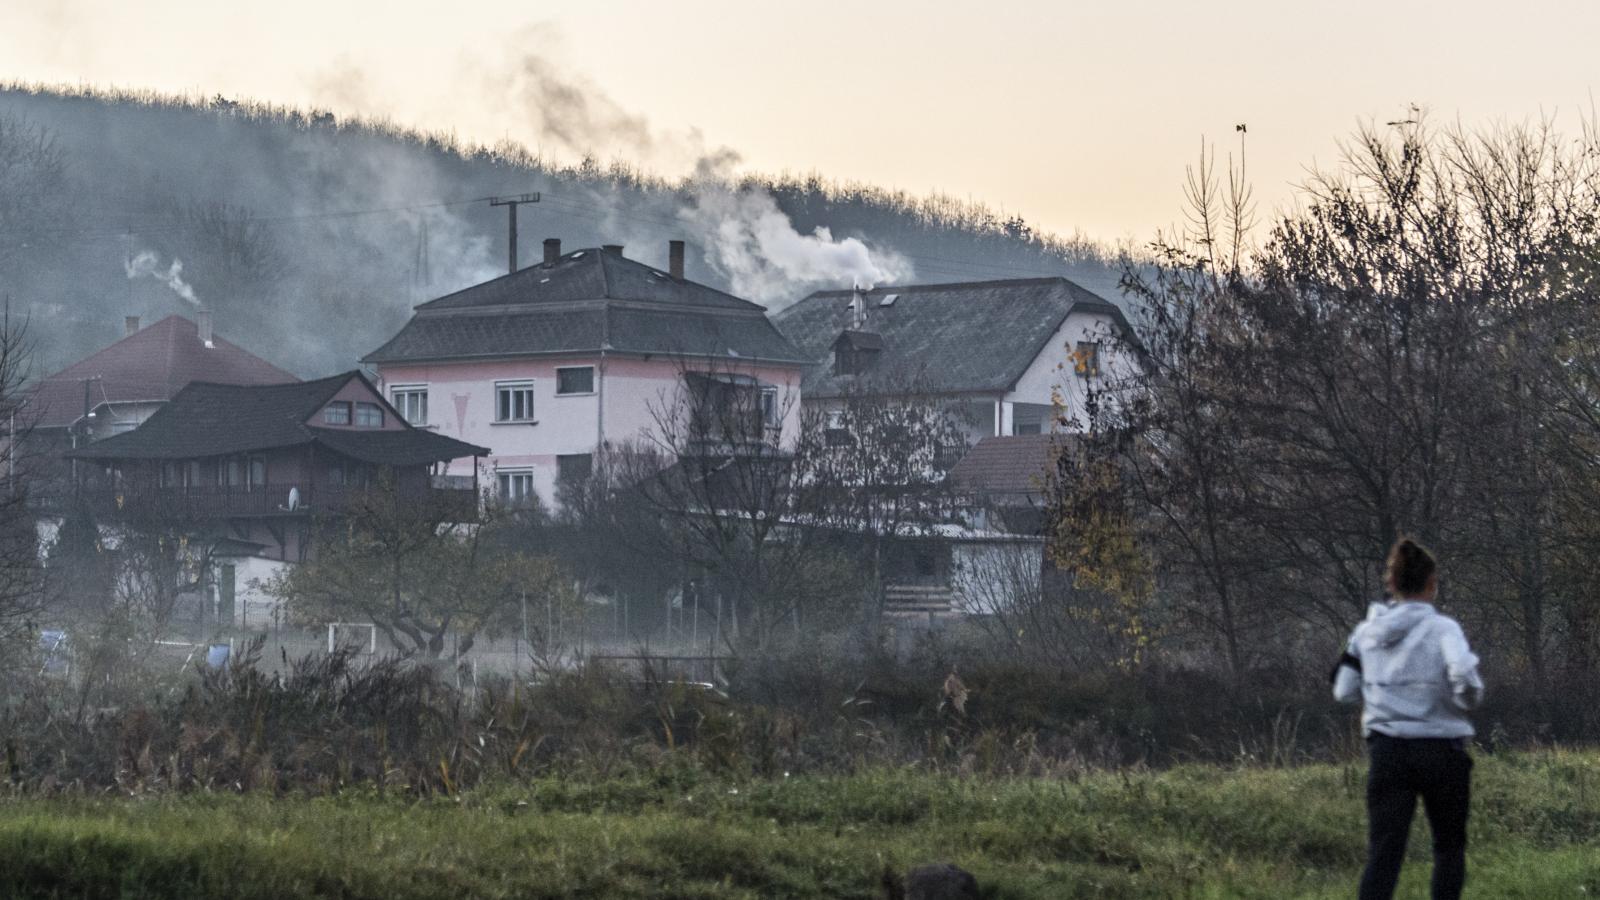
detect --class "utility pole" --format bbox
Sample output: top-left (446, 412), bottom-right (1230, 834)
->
top-left (488, 194), bottom-right (540, 274)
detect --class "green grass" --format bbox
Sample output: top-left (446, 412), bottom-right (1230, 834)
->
top-left (2, 751), bottom-right (1598, 898)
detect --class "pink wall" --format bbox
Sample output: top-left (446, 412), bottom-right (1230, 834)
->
top-left (375, 354), bottom-right (803, 505)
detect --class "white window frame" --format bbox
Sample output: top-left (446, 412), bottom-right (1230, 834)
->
top-left (554, 366), bottom-right (596, 397)
top-left (495, 380), bottom-right (536, 423)
top-left (390, 384), bottom-right (429, 426)
top-left (496, 467), bottom-right (536, 503)
top-left (759, 387), bottom-right (779, 427)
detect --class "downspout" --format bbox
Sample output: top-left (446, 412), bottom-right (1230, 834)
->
top-left (597, 345), bottom-right (607, 453)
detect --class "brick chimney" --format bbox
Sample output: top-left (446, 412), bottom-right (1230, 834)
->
top-left (668, 240), bottom-right (685, 280)
top-left (197, 309), bottom-right (214, 348)
top-left (124, 316), bottom-right (140, 337)
top-left (543, 238), bottom-right (561, 266)
top-left (602, 244), bottom-right (624, 257)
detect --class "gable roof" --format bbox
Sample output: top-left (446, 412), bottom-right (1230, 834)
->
top-left (771, 277), bottom-right (1132, 398)
top-left (363, 247), bottom-right (807, 366)
top-left (66, 371), bottom-right (487, 464)
top-left (29, 315), bottom-right (299, 430)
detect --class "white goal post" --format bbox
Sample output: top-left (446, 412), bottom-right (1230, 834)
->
top-left (327, 622), bottom-right (378, 654)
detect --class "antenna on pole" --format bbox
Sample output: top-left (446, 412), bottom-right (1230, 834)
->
top-left (489, 193), bottom-right (540, 274)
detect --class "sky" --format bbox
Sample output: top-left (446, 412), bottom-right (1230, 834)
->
top-left (4, 0), bottom-right (1598, 246)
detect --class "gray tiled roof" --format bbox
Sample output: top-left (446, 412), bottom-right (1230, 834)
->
top-left (771, 277), bottom-right (1131, 398)
top-left (364, 248), bottom-right (807, 365)
top-left (67, 372), bottom-right (487, 464)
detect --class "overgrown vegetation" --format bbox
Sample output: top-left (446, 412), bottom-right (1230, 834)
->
top-left (2, 750), bottom-right (1597, 898)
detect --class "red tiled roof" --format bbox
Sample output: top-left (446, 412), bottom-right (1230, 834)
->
top-left (28, 315), bottom-right (298, 429)
top-left (948, 434), bottom-right (1072, 500)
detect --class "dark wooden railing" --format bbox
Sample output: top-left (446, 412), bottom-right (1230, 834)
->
top-left (74, 483), bottom-right (477, 521)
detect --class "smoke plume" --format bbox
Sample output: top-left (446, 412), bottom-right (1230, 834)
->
top-left (484, 31), bottom-right (912, 306)
top-left (679, 177), bottom-right (911, 308)
top-left (124, 251), bottom-right (200, 306)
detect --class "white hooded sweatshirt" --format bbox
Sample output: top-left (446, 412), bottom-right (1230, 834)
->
top-left (1333, 600), bottom-right (1484, 739)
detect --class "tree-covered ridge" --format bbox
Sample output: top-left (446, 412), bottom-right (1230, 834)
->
top-left (0, 81), bottom-right (1124, 377)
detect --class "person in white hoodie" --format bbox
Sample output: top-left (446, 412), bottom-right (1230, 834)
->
top-left (1333, 537), bottom-right (1484, 900)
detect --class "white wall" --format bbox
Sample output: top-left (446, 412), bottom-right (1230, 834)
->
top-left (951, 539), bottom-right (1045, 615)
top-left (1005, 309), bottom-right (1134, 432)
top-left (219, 556), bottom-right (290, 630)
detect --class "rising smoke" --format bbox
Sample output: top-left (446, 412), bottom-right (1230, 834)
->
top-left (3, 35), bottom-right (1112, 376)
top-left (485, 29), bottom-right (911, 307)
top-left (678, 174), bottom-right (912, 307)
top-left (124, 251), bottom-right (199, 306)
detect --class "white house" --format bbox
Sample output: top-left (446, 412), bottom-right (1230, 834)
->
top-left (770, 276), bottom-right (1138, 443)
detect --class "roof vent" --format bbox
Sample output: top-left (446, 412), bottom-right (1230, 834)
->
top-left (543, 238), bottom-right (561, 266)
top-left (124, 316), bottom-right (141, 337)
top-left (602, 244), bottom-right (624, 257)
top-left (197, 309), bottom-right (214, 349)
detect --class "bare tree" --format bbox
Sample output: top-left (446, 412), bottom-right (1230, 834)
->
top-left (0, 307), bottom-right (44, 669)
top-left (791, 370), bottom-right (971, 629)
top-left (267, 476), bottom-right (574, 659)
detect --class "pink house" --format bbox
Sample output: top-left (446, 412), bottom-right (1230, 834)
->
top-left (364, 241), bottom-right (809, 506)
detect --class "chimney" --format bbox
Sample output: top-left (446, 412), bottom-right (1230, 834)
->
top-left (543, 238), bottom-right (561, 266)
top-left (602, 244), bottom-right (624, 257)
top-left (124, 316), bottom-right (140, 337)
top-left (197, 309), bottom-right (214, 348)
top-left (668, 240), bottom-right (685, 280)
top-left (849, 286), bottom-right (867, 330)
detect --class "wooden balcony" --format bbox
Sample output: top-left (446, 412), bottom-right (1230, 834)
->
top-left (75, 482), bottom-right (478, 522)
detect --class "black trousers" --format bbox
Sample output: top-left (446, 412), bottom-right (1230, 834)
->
top-left (1359, 733), bottom-right (1473, 900)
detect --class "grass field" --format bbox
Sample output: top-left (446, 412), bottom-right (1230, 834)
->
top-left (1, 750), bottom-right (1597, 898)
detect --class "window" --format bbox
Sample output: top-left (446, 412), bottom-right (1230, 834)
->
top-left (354, 402), bottom-right (384, 427)
top-left (161, 462), bottom-right (182, 487)
top-left (1074, 341), bottom-right (1101, 379)
top-left (760, 388), bottom-right (778, 427)
top-left (221, 458), bottom-right (244, 488)
top-left (497, 468), bottom-right (535, 504)
top-left (824, 409), bottom-right (850, 448)
top-left (556, 366), bottom-right (595, 395)
top-left (557, 453), bottom-right (593, 483)
top-left (323, 401), bottom-right (351, 425)
top-left (249, 457), bottom-right (266, 488)
top-left (185, 460), bottom-right (202, 486)
top-left (496, 381), bottom-right (536, 423)
top-left (391, 386), bottom-right (428, 426)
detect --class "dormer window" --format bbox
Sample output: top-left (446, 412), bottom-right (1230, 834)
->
top-left (832, 330), bottom-right (883, 376)
top-left (323, 401), bottom-right (351, 425)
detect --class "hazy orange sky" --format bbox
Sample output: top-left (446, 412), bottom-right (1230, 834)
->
top-left (5, 0), bottom-right (1597, 245)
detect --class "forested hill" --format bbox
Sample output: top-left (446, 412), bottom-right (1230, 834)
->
top-left (0, 85), bottom-right (1125, 377)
